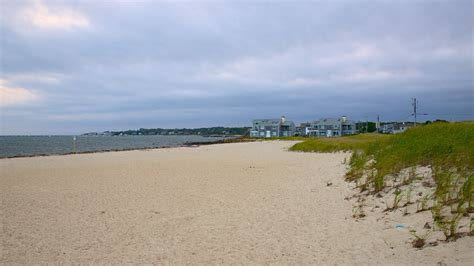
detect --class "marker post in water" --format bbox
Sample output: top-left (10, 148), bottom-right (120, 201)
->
top-left (73, 136), bottom-right (77, 153)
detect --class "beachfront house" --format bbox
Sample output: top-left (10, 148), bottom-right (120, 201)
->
top-left (295, 122), bottom-right (311, 136)
top-left (380, 122), bottom-right (412, 134)
top-left (306, 116), bottom-right (356, 137)
top-left (250, 116), bottom-right (296, 138)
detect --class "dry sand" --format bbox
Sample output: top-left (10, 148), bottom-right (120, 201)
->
top-left (1, 141), bottom-right (473, 264)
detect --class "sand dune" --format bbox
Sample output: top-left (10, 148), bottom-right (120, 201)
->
top-left (1, 141), bottom-right (472, 264)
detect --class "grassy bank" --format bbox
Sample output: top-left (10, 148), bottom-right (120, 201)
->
top-left (289, 133), bottom-right (390, 152)
top-left (290, 122), bottom-right (474, 241)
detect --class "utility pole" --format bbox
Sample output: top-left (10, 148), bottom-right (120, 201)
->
top-left (412, 98), bottom-right (418, 127)
top-left (377, 115), bottom-right (380, 133)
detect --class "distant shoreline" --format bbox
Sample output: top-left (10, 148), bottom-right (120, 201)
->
top-left (0, 136), bottom-right (254, 160)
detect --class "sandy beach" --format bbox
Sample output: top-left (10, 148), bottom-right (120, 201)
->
top-left (1, 141), bottom-right (472, 264)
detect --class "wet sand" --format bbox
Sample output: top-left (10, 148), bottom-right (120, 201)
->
top-left (1, 141), bottom-right (472, 264)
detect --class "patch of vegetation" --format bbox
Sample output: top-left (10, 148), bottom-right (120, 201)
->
top-left (369, 123), bottom-right (473, 192)
top-left (291, 122), bottom-right (474, 242)
top-left (356, 121), bottom-right (378, 133)
top-left (291, 122), bottom-right (473, 191)
top-left (410, 229), bottom-right (433, 248)
top-left (416, 193), bottom-right (432, 213)
top-left (289, 133), bottom-right (389, 153)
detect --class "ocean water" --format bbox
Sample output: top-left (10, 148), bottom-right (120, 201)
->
top-left (0, 135), bottom-right (227, 158)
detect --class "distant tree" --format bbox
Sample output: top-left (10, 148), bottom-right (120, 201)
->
top-left (356, 122), bottom-right (377, 133)
top-left (107, 127), bottom-right (250, 136)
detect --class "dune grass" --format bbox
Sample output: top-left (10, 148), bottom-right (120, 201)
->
top-left (289, 133), bottom-right (389, 153)
top-left (291, 122), bottom-right (473, 190)
top-left (291, 122), bottom-right (474, 241)
top-left (372, 122), bottom-right (473, 182)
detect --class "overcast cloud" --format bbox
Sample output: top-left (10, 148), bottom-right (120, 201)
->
top-left (0, 0), bottom-right (472, 134)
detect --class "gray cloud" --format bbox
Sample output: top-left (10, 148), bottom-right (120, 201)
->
top-left (1, 0), bottom-right (472, 134)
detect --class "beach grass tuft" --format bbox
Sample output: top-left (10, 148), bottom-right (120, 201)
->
top-left (410, 229), bottom-right (432, 248)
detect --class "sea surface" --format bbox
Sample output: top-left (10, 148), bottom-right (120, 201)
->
top-left (0, 135), bottom-right (228, 158)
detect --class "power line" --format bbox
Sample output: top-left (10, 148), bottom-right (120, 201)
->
top-left (422, 113), bottom-right (473, 116)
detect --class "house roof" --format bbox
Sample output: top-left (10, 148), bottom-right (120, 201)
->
top-left (253, 119), bottom-right (295, 126)
top-left (311, 118), bottom-right (355, 125)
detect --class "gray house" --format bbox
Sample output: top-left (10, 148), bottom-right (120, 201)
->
top-left (295, 122), bottom-right (311, 136)
top-left (250, 116), bottom-right (296, 138)
top-left (307, 116), bottom-right (356, 137)
top-left (380, 122), bottom-right (412, 134)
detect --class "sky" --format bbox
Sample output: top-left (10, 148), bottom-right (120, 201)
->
top-left (0, 0), bottom-right (473, 135)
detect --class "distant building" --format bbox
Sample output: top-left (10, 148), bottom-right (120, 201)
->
top-left (380, 122), bottom-right (412, 134)
top-left (295, 122), bottom-right (311, 136)
top-left (306, 116), bottom-right (356, 137)
top-left (250, 116), bottom-right (296, 138)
